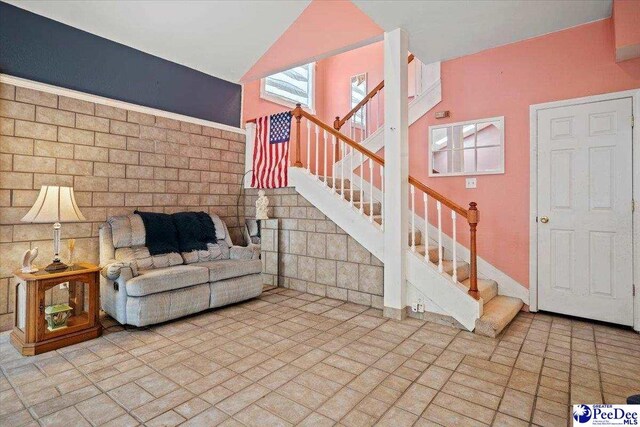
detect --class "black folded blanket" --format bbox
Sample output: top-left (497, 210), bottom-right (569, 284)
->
top-left (135, 210), bottom-right (218, 255)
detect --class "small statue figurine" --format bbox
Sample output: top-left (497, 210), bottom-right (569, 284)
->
top-left (255, 190), bottom-right (269, 220)
top-left (21, 248), bottom-right (39, 273)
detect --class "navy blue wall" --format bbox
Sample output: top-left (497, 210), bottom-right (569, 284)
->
top-left (0, 2), bottom-right (242, 127)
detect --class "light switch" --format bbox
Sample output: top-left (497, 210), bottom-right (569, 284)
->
top-left (466, 178), bottom-right (477, 189)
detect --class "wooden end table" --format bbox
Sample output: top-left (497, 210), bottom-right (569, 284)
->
top-left (11, 262), bottom-right (102, 356)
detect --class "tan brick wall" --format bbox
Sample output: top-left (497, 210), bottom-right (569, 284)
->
top-left (244, 188), bottom-right (384, 309)
top-left (0, 83), bottom-right (247, 331)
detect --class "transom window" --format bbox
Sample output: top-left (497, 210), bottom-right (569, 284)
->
top-left (429, 117), bottom-right (504, 176)
top-left (261, 63), bottom-right (315, 111)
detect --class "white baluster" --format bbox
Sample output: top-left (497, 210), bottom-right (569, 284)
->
top-left (411, 184), bottom-right (416, 251)
top-left (314, 124), bottom-right (319, 179)
top-left (323, 129), bottom-right (328, 187)
top-left (380, 167), bottom-right (384, 230)
top-left (451, 210), bottom-right (457, 283)
top-left (349, 145), bottom-right (354, 207)
top-left (306, 121), bottom-right (311, 173)
top-left (369, 160), bottom-right (374, 222)
top-left (340, 140), bottom-right (345, 199)
top-left (423, 193), bottom-right (429, 262)
top-left (359, 152), bottom-right (364, 214)
top-left (437, 201), bottom-right (443, 273)
top-left (332, 136), bottom-right (337, 193)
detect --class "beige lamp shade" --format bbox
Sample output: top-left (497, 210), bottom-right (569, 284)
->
top-left (21, 186), bottom-right (86, 223)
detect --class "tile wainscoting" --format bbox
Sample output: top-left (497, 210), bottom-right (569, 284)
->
top-left (244, 187), bottom-right (384, 309)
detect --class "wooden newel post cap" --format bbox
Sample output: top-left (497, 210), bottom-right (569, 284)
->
top-left (333, 116), bottom-right (341, 130)
top-left (467, 202), bottom-right (479, 224)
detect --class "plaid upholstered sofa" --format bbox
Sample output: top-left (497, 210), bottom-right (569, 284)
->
top-left (99, 213), bottom-right (261, 327)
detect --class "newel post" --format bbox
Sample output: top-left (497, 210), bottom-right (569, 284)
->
top-left (467, 202), bottom-right (480, 299)
top-left (293, 104), bottom-right (303, 167)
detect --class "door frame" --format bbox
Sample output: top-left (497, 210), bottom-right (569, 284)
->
top-left (529, 89), bottom-right (640, 331)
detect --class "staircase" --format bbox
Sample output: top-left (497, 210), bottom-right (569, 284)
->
top-left (247, 57), bottom-right (525, 337)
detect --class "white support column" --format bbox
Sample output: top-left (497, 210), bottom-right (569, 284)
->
top-left (383, 28), bottom-right (409, 320)
top-left (244, 123), bottom-right (256, 188)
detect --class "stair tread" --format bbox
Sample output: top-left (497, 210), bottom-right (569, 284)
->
top-left (475, 295), bottom-right (523, 338)
top-left (461, 278), bottom-right (498, 304)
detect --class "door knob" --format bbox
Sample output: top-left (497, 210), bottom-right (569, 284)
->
top-left (540, 216), bottom-right (549, 223)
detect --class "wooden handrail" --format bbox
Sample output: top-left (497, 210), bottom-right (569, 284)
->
top-left (408, 176), bottom-right (468, 218)
top-left (335, 54), bottom-right (414, 130)
top-left (294, 107), bottom-right (385, 166)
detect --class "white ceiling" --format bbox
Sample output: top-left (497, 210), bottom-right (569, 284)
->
top-left (8, 0), bottom-right (612, 84)
top-left (353, 0), bottom-right (612, 65)
top-left (6, 0), bottom-right (311, 83)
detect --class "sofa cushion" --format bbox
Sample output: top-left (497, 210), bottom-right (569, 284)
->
top-left (182, 242), bottom-right (230, 264)
top-left (196, 259), bottom-right (262, 282)
top-left (125, 265), bottom-right (209, 297)
top-left (115, 246), bottom-right (183, 273)
top-left (108, 214), bottom-right (146, 249)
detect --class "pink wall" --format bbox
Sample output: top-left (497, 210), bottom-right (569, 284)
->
top-left (241, 0), bottom-right (382, 83)
top-left (410, 18), bottom-right (640, 288)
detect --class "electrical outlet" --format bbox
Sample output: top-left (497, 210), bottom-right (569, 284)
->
top-left (417, 303), bottom-right (425, 313)
top-left (411, 303), bottom-right (418, 312)
top-left (466, 178), bottom-right (477, 189)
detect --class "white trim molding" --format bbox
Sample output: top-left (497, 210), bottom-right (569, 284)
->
top-left (0, 74), bottom-right (245, 134)
top-left (529, 89), bottom-right (640, 332)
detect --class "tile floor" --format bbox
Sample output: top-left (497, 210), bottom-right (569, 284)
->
top-left (1, 286), bottom-right (639, 427)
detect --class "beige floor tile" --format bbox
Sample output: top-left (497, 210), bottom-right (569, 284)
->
top-left (433, 392), bottom-right (496, 424)
top-left (416, 365), bottom-right (453, 390)
top-left (276, 380), bottom-right (328, 409)
top-left (107, 382), bottom-right (154, 411)
top-left (507, 368), bottom-right (540, 395)
top-left (216, 383), bottom-right (270, 415)
top-left (174, 397), bottom-right (211, 419)
top-left (376, 406), bottom-right (419, 426)
top-left (40, 406), bottom-right (91, 427)
top-left (498, 388), bottom-right (534, 421)
top-left (297, 412), bottom-right (335, 427)
top-left (317, 387), bottom-right (365, 421)
top-left (2, 290), bottom-right (639, 427)
top-left (423, 403), bottom-right (488, 427)
top-left (181, 407), bottom-right (229, 426)
top-left (441, 381), bottom-right (501, 410)
top-left (395, 383), bottom-right (437, 415)
top-left (257, 392), bottom-right (312, 424)
top-left (234, 403), bottom-right (292, 427)
top-left (146, 410), bottom-right (186, 427)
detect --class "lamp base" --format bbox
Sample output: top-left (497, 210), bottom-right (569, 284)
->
top-left (44, 260), bottom-right (68, 272)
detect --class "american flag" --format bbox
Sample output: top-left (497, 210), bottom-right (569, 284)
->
top-left (251, 111), bottom-right (292, 188)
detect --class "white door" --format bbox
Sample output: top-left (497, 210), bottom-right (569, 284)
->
top-left (537, 97), bottom-right (634, 325)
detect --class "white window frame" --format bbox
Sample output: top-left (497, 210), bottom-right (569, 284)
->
top-left (260, 63), bottom-right (316, 114)
top-left (429, 116), bottom-right (505, 177)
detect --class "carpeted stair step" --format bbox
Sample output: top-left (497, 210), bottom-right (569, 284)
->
top-left (352, 201), bottom-right (382, 216)
top-left (462, 278), bottom-right (498, 303)
top-left (474, 295), bottom-right (524, 338)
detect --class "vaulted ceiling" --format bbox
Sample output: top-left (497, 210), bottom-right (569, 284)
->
top-left (7, 0), bottom-right (613, 83)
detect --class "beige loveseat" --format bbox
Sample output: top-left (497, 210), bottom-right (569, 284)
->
top-left (99, 213), bottom-right (261, 327)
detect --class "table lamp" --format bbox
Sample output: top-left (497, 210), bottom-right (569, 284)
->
top-left (21, 186), bottom-right (86, 272)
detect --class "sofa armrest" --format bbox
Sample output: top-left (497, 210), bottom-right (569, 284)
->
top-left (230, 245), bottom-right (260, 260)
top-left (100, 260), bottom-right (136, 280)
